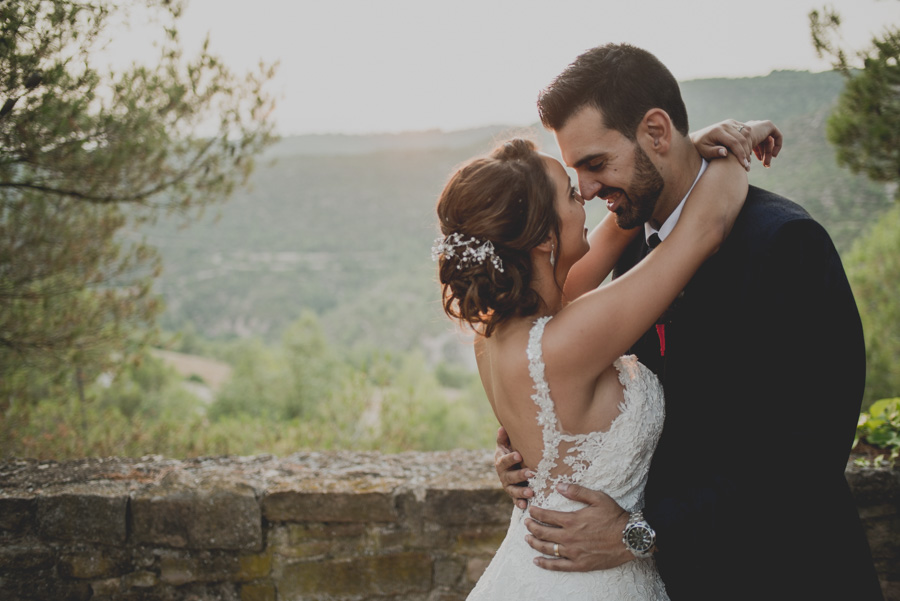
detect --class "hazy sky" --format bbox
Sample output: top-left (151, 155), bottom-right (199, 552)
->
top-left (109, 0), bottom-right (899, 135)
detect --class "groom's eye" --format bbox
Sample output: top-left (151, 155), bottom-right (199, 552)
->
top-left (587, 161), bottom-right (604, 172)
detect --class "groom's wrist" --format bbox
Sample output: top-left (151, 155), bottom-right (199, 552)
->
top-left (622, 511), bottom-right (657, 558)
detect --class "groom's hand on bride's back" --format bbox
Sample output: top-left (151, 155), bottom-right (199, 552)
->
top-left (494, 426), bottom-right (534, 510)
top-left (525, 482), bottom-right (633, 572)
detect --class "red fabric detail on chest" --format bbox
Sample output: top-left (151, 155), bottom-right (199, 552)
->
top-left (655, 323), bottom-right (666, 357)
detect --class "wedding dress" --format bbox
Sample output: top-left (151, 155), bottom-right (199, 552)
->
top-left (467, 316), bottom-right (669, 600)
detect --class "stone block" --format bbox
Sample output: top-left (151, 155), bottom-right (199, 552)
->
top-left (433, 556), bottom-right (465, 586)
top-left (157, 550), bottom-right (272, 585)
top-left (0, 571), bottom-right (92, 601)
top-left (240, 581), bottom-right (276, 601)
top-left (237, 550), bottom-right (274, 581)
top-left (428, 591), bottom-right (469, 601)
top-left (90, 577), bottom-right (121, 597)
top-left (453, 525), bottom-right (507, 555)
top-left (263, 489), bottom-right (397, 523)
top-left (369, 523), bottom-right (425, 552)
top-left (268, 522), bottom-right (369, 559)
top-left (858, 503), bottom-right (900, 520)
top-left (36, 493), bottom-right (127, 544)
top-left (159, 556), bottom-right (203, 586)
top-left (881, 580), bottom-right (899, 601)
top-left (278, 552), bottom-right (433, 598)
top-left (0, 497), bottom-right (33, 533)
top-left (847, 465), bottom-right (900, 505)
top-left (465, 557), bottom-right (491, 584)
top-left (121, 570), bottom-right (158, 589)
top-left (59, 550), bottom-right (127, 579)
top-left (425, 488), bottom-right (510, 526)
top-left (131, 481), bottom-right (261, 550)
top-left (0, 540), bottom-right (55, 571)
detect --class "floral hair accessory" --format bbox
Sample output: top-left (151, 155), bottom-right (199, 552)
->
top-left (432, 233), bottom-right (504, 272)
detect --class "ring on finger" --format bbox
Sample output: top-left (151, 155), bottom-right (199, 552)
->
top-left (737, 124), bottom-right (745, 133)
top-left (553, 543), bottom-right (561, 557)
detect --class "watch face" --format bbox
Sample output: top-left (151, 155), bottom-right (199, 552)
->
top-left (625, 525), bottom-right (654, 552)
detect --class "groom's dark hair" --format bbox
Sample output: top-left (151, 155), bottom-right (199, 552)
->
top-left (538, 43), bottom-right (689, 140)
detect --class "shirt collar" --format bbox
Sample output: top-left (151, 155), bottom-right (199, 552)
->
top-left (644, 159), bottom-right (708, 244)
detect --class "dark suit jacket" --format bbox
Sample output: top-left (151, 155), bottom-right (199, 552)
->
top-left (614, 186), bottom-right (883, 600)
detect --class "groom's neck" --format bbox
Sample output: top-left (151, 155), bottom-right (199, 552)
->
top-left (650, 141), bottom-right (703, 230)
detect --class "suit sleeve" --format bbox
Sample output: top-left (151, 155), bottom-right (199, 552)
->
top-left (749, 219), bottom-right (864, 468)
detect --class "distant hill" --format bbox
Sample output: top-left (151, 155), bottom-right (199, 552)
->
top-left (146, 70), bottom-right (893, 364)
top-left (263, 125), bottom-right (537, 157)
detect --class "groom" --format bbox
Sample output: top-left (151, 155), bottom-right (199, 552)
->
top-left (495, 44), bottom-right (883, 600)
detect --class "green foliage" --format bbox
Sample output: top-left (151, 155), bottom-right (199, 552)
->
top-left (207, 313), bottom-right (496, 453)
top-left (0, 0), bottom-right (276, 409)
top-left (855, 398), bottom-right (900, 466)
top-left (197, 312), bottom-right (495, 456)
top-left (810, 5), bottom-right (900, 198)
top-left (846, 205), bottom-right (900, 407)
top-left (1, 316), bottom-right (496, 459)
top-left (94, 352), bottom-right (202, 420)
top-left (1, 349), bottom-right (203, 458)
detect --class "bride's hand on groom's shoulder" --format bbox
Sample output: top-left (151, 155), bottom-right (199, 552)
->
top-left (494, 426), bottom-right (534, 510)
top-left (525, 483), bottom-right (633, 572)
top-left (691, 119), bottom-right (783, 171)
top-left (744, 119), bottom-right (783, 168)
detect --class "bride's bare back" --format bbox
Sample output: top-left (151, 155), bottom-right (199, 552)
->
top-left (475, 319), bottom-right (627, 472)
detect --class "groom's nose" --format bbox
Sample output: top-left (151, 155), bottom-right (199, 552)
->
top-left (577, 175), bottom-right (602, 201)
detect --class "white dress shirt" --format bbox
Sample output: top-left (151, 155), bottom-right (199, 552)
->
top-left (644, 159), bottom-right (709, 244)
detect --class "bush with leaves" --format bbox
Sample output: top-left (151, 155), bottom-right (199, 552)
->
top-left (855, 398), bottom-right (900, 466)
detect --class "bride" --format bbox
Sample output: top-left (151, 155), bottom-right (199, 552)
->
top-left (432, 123), bottom-right (779, 599)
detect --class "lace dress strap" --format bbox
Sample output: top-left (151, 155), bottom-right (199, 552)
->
top-left (527, 316), bottom-right (617, 506)
top-left (526, 316), bottom-right (557, 441)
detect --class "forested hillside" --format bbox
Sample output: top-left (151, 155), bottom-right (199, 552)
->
top-left (147, 70), bottom-right (893, 366)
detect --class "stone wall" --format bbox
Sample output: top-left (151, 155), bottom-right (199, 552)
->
top-left (0, 452), bottom-right (897, 601)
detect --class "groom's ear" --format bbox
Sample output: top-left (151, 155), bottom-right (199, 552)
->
top-left (640, 108), bottom-right (673, 155)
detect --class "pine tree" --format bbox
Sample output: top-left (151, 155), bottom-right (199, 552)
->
top-left (810, 5), bottom-right (900, 198)
top-left (0, 0), bottom-right (276, 408)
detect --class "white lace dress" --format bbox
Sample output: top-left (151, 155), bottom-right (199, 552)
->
top-left (467, 316), bottom-right (669, 600)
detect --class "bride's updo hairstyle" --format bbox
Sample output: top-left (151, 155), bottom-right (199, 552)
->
top-left (435, 138), bottom-right (559, 337)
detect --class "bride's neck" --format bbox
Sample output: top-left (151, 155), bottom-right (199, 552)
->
top-left (530, 262), bottom-right (567, 316)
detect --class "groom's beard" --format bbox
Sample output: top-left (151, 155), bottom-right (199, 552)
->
top-left (604, 144), bottom-right (664, 230)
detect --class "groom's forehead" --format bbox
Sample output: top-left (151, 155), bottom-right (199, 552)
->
top-left (555, 108), bottom-right (632, 168)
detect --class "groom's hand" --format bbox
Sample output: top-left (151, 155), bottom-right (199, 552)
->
top-left (525, 482), bottom-right (633, 572)
top-left (494, 426), bottom-right (534, 510)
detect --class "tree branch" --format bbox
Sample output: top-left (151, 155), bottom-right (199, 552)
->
top-left (0, 137), bottom-right (218, 203)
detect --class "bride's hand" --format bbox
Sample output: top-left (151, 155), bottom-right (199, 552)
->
top-left (495, 427), bottom-right (534, 510)
top-left (691, 119), bottom-right (783, 171)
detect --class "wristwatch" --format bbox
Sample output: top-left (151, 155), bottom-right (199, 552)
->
top-left (622, 511), bottom-right (656, 558)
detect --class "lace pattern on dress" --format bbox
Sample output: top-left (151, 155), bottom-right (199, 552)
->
top-left (525, 316), bottom-right (664, 512)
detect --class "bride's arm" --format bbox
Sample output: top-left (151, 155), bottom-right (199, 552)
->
top-left (563, 119), bottom-right (783, 301)
top-left (547, 154), bottom-right (748, 383)
top-left (563, 213), bottom-right (638, 300)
